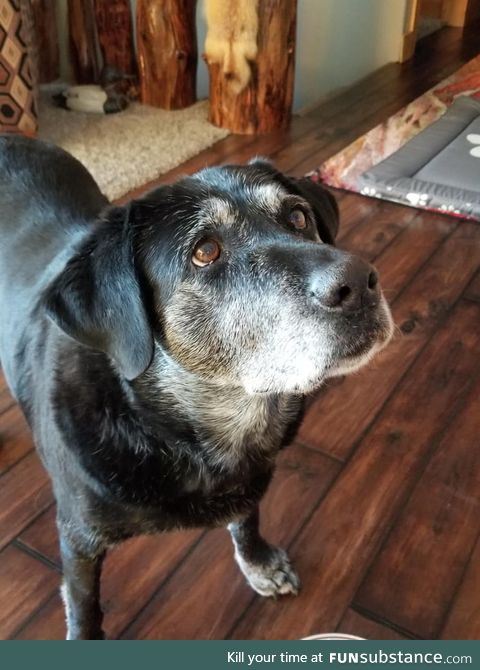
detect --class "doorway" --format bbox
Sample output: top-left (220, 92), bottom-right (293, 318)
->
top-left (401, 0), bottom-right (480, 61)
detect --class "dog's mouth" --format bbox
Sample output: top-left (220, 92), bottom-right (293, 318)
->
top-left (239, 296), bottom-right (394, 396)
top-left (298, 301), bottom-right (395, 392)
top-left (245, 322), bottom-right (393, 395)
top-left (325, 303), bottom-right (394, 380)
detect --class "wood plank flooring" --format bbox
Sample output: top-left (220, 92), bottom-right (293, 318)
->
top-left (1, 23), bottom-right (480, 639)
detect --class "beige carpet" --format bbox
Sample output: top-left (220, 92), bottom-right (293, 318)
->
top-left (38, 90), bottom-right (230, 201)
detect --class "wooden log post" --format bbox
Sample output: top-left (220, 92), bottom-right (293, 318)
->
top-left (93, 0), bottom-right (137, 79)
top-left (205, 0), bottom-right (297, 135)
top-left (136, 0), bottom-right (197, 110)
top-left (68, 0), bottom-right (102, 84)
top-left (31, 0), bottom-right (60, 83)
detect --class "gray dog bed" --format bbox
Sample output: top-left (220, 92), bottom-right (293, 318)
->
top-left (359, 96), bottom-right (480, 221)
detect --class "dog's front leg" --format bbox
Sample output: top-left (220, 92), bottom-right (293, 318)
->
top-left (59, 533), bottom-right (106, 640)
top-left (228, 508), bottom-right (300, 597)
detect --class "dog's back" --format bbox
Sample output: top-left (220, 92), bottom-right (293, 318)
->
top-left (0, 135), bottom-right (107, 396)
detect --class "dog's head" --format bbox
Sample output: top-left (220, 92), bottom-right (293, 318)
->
top-left (45, 160), bottom-right (393, 394)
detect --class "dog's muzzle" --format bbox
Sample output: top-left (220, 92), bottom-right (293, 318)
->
top-left (308, 252), bottom-right (394, 378)
top-left (309, 254), bottom-right (380, 314)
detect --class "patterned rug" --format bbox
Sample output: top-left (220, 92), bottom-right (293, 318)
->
top-left (312, 56), bottom-right (480, 219)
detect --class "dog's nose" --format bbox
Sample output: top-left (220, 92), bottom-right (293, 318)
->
top-left (310, 256), bottom-right (379, 312)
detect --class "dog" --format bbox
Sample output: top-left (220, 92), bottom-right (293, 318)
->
top-left (0, 135), bottom-right (393, 639)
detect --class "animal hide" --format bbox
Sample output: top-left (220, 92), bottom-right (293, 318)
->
top-left (204, 0), bottom-right (258, 94)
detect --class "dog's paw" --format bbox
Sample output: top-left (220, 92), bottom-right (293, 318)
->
top-left (235, 546), bottom-right (300, 598)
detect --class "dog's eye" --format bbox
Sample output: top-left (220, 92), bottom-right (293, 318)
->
top-left (288, 208), bottom-right (307, 230)
top-left (192, 238), bottom-right (221, 267)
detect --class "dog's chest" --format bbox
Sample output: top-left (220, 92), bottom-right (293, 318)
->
top-left (152, 356), bottom-right (301, 472)
top-left (87, 392), bottom-right (293, 534)
top-left (55, 362), bottom-right (303, 533)
top-left (153, 383), bottom-right (301, 507)
top-left (193, 391), bottom-right (288, 468)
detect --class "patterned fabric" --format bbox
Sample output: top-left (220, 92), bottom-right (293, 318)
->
top-left (357, 96), bottom-right (480, 222)
top-left (312, 56), bottom-right (480, 199)
top-left (0, 0), bottom-right (37, 135)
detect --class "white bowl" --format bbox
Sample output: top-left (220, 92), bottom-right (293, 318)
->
top-left (302, 633), bottom-right (365, 640)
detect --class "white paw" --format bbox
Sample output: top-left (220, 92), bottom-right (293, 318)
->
top-left (235, 547), bottom-right (300, 597)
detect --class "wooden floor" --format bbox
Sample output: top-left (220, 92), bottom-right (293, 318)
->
top-left (1, 23), bottom-right (480, 640)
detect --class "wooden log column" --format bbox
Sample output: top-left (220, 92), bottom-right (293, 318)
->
top-left (68, 0), bottom-right (102, 84)
top-left (31, 0), bottom-right (59, 83)
top-left (93, 0), bottom-right (137, 79)
top-left (136, 0), bottom-right (197, 109)
top-left (205, 0), bottom-right (297, 135)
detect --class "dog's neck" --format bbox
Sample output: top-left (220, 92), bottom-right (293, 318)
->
top-left (135, 347), bottom-right (301, 471)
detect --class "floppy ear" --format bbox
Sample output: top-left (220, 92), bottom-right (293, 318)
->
top-left (44, 205), bottom-right (154, 380)
top-left (248, 159), bottom-right (339, 244)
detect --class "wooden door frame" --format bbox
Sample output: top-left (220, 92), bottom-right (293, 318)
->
top-left (400, 0), bottom-right (479, 62)
top-left (401, 0), bottom-right (421, 62)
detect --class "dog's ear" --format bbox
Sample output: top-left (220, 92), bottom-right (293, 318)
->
top-left (248, 159), bottom-right (339, 245)
top-left (44, 204), bottom-right (154, 380)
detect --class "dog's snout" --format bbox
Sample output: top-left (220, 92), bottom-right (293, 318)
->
top-left (311, 256), bottom-right (379, 312)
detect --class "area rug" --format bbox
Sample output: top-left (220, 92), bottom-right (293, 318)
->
top-left (37, 88), bottom-right (230, 200)
top-left (312, 55), bottom-right (480, 221)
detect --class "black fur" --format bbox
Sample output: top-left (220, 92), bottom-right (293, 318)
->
top-left (0, 136), bottom-right (390, 639)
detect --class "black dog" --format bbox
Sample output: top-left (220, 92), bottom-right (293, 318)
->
top-left (0, 135), bottom-right (393, 639)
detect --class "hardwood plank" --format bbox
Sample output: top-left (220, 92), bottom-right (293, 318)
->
top-left (354, 373), bottom-right (480, 638)
top-left (0, 451), bottom-right (53, 551)
top-left (372, 212), bottom-right (453, 299)
top-left (232, 299), bottom-right (480, 639)
top-left (122, 528), bottom-right (239, 640)
top-left (0, 405), bottom-right (33, 475)
top-left (0, 545), bottom-right (59, 639)
top-left (441, 534), bottom-right (480, 639)
top-left (339, 201), bottom-right (419, 263)
top-left (259, 446), bottom-right (341, 547)
top-left (298, 221), bottom-right (480, 460)
top-left (463, 269), bottom-right (480, 303)
top-left (335, 193), bottom-right (382, 241)
top-left (0, 371), bottom-right (15, 416)
top-left (276, 95), bottom-right (426, 178)
top-left (17, 504), bottom-right (203, 639)
top-left (337, 609), bottom-right (407, 640)
top-left (272, 126), bottom-right (338, 174)
top-left (17, 505), bottom-right (60, 567)
top-left (103, 530), bottom-right (202, 638)
top-left (14, 593), bottom-right (65, 640)
top-left (210, 120), bottom-right (317, 173)
top-left (14, 527), bottom-right (204, 640)
top-left (123, 445), bottom-right (341, 639)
